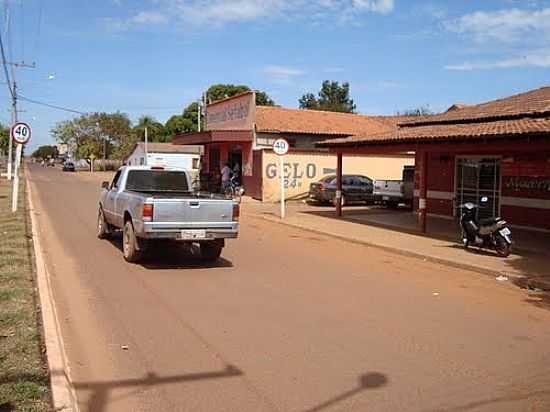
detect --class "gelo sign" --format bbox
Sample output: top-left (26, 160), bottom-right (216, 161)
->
top-left (266, 162), bottom-right (317, 189)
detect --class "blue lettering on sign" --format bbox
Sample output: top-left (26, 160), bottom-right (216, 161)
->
top-left (266, 163), bottom-right (317, 189)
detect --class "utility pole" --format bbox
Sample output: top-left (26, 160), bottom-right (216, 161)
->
top-left (5, 61), bottom-right (35, 180)
top-left (197, 100), bottom-right (201, 132)
top-left (144, 126), bottom-right (148, 166)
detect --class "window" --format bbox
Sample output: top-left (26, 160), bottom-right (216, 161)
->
top-left (192, 158), bottom-right (200, 169)
top-left (125, 170), bottom-right (189, 192)
top-left (111, 171), bottom-right (122, 189)
top-left (357, 176), bottom-right (373, 185)
top-left (140, 157), bottom-right (145, 165)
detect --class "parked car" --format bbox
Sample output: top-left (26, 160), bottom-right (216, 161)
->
top-left (62, 161), bottom-right (75, 172)
top-left (373, 165), bottom-right (415, 208)
top-left (309, 174), bottom-right (373, 206)
top-left (97, 166), bottom-right (239, 263)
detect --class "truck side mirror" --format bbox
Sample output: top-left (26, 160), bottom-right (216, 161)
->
top-left (101, 181), bottom-right (110, 190)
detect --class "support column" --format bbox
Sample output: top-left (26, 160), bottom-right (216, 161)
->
top-left (336, 152), bottom-right (343, 217)
top-left (418, 151), bottom-right (428, 233)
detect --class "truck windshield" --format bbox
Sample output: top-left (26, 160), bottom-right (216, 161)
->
top-left (125, 170), bottom-right (190, 192)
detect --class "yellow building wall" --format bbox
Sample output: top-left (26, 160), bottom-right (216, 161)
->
top-left (262, 151), bottom-right (414, 202)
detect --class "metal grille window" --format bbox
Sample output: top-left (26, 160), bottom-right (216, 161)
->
top-left (456, 158), bottom-right (501, 220)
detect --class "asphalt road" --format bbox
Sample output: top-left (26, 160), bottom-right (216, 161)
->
top-left (28, 164), bottom-right (550, 412)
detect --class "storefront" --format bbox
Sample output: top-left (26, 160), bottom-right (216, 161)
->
top-left (319, 86), bottom-right (550, 232)
top-left (172, 91), bottom-right (413, 200)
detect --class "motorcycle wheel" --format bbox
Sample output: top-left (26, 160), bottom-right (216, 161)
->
top-left (495, 234), bottom-right (511, 257)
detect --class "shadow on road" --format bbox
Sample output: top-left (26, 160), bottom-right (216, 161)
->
top-left (59, 364), bottom-right (243, 412)
top-left (106, 235), bottom-right (233, 270)
top-left (303, 372), bottom-right (388, 412)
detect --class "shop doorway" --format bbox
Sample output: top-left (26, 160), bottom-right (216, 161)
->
top-left (228, 145), bottom-right (243, 184)
top-left (455, 157), bottom-right (501, 220)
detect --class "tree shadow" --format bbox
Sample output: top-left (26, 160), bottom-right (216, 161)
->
top-left (106, 235), bottom-right (233, 270)
top-left (0, 403), bottom-right (14, 412)
top-left (430, 388), bottom-right (550, 411)
top-left (53, 364), bottom-right (243, 412)
top-left (303, 372), bottom-right (388, 412)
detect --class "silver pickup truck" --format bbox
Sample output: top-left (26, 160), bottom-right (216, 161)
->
top-left (97, 166), bottom-right (239, 263)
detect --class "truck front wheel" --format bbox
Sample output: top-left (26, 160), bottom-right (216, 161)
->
top-left (123, 221), bottom-right (142, 263)
top-left (97, 208), bottom-right (111, 239)
top-left (200, 241), bottom-right (223, 262)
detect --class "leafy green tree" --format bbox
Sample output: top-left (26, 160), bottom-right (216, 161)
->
top-left (205, 84), bottom-right (275, 106)
top-left (0, 124), bottom-right (9, 155)
top-left (133, 115), bottom-right (166, 143)
top-left (164, 115), bottom-right (195, 141)
top-left (51, 112), bottom-right (132, 163)
top-left (299, 81), bottom-right (356, 113)
top-left (32, 145), bottom-right (58, 159)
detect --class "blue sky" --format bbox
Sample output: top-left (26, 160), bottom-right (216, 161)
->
top-left (3, 0), bottom-right (549, 150)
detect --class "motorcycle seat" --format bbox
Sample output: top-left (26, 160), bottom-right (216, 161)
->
top-left (479, 217), bottom-right (501, 226)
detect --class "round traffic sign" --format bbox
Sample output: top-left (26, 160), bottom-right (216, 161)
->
top-left (273, 138), bottom-right (289, 156)
top-left (11, 122), bottom-right (32, 145)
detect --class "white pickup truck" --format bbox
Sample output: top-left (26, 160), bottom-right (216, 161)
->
top-left (373, 166), bottom-right (415, 208)
top-left (97, 166), bottom-right (239, 263)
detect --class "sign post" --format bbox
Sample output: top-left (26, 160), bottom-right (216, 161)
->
top-left (273, 138), bottom-right (289, 219)
top-left (10, 122), bottom-right (31, 212)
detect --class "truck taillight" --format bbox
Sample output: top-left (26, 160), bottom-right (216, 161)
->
top-left (143, 204), bottom-right (154, 222)
top-left (233, 203), bottom-right (240, 221)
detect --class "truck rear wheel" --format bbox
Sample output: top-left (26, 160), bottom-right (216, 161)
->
top-left (200, 241), bottom-right (223, 262)
top-left (123, 221), bottom-right (142, 263)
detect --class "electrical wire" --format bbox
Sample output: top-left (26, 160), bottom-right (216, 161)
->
top-left (18, 95), bottom-right (85, 115)
top-left (0, 23), bottom-right (14, 99)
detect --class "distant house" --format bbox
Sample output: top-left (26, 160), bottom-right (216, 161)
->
top-left (125, 142), bottom-right (203, 171)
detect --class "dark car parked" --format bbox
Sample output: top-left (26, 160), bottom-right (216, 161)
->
top-left (309, 174), bottom-right (373, 206)
top-left (62, 161), bottom-right (75, 172)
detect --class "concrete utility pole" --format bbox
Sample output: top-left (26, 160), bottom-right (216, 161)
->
top-left (144, 126), bottom-right (148, 166)
top-left (5, 61), bottom-right (35, 180)
top-left (197, 100), bottom-right (201, 132)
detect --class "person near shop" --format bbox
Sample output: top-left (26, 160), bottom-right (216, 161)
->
top-left (232, 162), bottom-right (241, 184)
top-left (220, 162), bottom-right (232, 193)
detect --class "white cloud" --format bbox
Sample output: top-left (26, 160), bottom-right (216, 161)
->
top-left (445, 49), bottom-right (550, 70)
top-left (444, 7), bottom-right (550, 42)
top-left (263, 65), bottom-right (305, 84)
top-left (444, 7), bottom-right (550, 70)
top-left (105, 0), bottom-right (396, 31)
top-left (263, 65), bottom-right (305, 77)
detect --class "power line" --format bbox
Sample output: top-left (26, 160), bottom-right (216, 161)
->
top-left (18, 95), bottom-right (86, 115)
top-left (0, 24), bottom-right (13, 99)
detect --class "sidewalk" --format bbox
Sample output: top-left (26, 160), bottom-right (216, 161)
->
top-left (243, 200), bottom-right (550, 291)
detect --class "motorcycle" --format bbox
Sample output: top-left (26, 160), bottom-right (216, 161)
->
top-left (223, 174), bottom-right (245, 200)
top-left (460, 197), bottom-right (513, 257)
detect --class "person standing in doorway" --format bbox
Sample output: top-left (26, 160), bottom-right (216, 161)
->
top-left (221, 162), bottom-right (232, 193)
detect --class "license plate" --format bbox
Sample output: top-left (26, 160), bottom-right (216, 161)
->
top-left (499, 228), bottom-right (511, 236)
top-left (180, 230), bottom-right (206, 240)
top-left (382, 196), bottom-right (389, 201)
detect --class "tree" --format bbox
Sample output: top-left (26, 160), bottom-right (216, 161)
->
top-left (205, 84), bottom-right (275, 106)
top-left (164, 115), bottom-right (195, 141)
top-left (396, 106), bottom-right (433, 116)
top-left (0, 124), bottom-right (9, 155)
top-left (32, 145), bottom-right (58, 159)
top-left (132, 115), bottom-right (166, 143)
top-left (299, 81), bottom-right (356, 113)
top-left (51, 112), bottom-right (132, 163)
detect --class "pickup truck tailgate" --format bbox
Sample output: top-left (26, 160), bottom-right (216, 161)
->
top-left (153, 198), bottom-right (234, 228)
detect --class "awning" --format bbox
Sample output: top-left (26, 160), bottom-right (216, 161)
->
top-left (172, 130), bottom-right (253, 145)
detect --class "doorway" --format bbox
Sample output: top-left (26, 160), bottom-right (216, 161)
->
top-left (455, 157), bottom-right (501, 220)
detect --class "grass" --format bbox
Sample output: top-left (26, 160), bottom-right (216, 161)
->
top-left (0, 173), bottom-right (51, 412)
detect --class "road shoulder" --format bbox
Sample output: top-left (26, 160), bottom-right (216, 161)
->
top-left (26, 172), bottom-right (79, 412)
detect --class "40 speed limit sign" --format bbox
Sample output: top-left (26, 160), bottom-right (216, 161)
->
top-left (11, 122), bottom-right (32, 145)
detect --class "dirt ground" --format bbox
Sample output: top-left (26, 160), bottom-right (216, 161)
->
top-left (28, 164), bottom-right (550, 412)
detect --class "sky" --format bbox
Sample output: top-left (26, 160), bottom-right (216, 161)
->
top-left (2, 0), bottom-right (550, 151)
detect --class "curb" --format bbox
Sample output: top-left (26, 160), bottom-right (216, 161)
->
top-left (26, 175), bottom-right (80, 411)
top-left (251, 213), bottom-right (550, 291)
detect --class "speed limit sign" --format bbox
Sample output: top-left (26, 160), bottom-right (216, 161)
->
top-left (273, 138), bottom-right (289, 156)
top-left (11, 122), bottom-right (32, 145)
